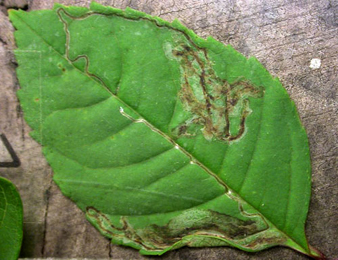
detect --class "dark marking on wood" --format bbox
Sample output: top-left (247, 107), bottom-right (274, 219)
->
top-left (0, 133), bottom-right (20, 167)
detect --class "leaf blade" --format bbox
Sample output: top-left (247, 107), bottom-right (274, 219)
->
top-left (0, 177), bottom-right (23, 260)
top-left (9, 3), bottom-right (323, 258)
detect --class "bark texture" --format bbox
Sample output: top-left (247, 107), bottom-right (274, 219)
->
top-left (0, 0), bottom-right (337, 259)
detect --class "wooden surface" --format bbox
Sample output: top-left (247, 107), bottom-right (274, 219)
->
top-left (0, 0), bottom-right (337, 259)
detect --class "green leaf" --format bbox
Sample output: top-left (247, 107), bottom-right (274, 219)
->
top-left (9, 2), bottom-right (324, 258)
top-left (0, 177), bottom-right (23, 260)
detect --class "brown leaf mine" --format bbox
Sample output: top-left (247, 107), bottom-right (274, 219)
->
top-left (86, 206), bottom-right (286, 254)
top-left (169, 42), bottom-right (264, 142)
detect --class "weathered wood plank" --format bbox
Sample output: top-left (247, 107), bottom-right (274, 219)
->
top-left (0, 0), bottom-right (337, 259)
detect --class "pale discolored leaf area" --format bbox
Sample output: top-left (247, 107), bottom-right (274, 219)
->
top-left (0, 177), bottom-right (23, 260)
top-left (8, 2), bottom-right (326, 259)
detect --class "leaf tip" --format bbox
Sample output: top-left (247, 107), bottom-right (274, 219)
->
top-left (8, 8), bottom-right (20, 21)
top-left (308, 245), bottom-right (326, 260)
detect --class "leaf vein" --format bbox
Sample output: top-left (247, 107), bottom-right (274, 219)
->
top-left (237, 98), bottom-right (265, 193)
